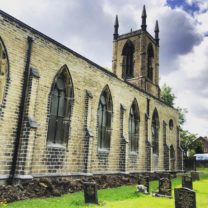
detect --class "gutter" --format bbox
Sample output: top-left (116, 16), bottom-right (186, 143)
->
top-left (8, 36), bottom-right (33, 184)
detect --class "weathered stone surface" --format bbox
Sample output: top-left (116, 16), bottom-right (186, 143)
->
top-left (158, 178), bottom-right (172, 196)
top-left (138, 176), bottom-right (149, 193)
top-left (182, 175), bottom-right (193, 190)
top-left (0, 10), bottom-right (181, 184)
top-left (191, 171), bottom-right (200, 181)
top-left (83, 182), bottom-right (98, 204)
top-left (174, 188), bottom-right (196, 208)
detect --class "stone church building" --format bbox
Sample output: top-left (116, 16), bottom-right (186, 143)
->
top-left (0, 6), bottom-right (183, 184)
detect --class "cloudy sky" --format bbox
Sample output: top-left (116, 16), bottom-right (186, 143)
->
top-left (0, 0), bottom-right (207, 136)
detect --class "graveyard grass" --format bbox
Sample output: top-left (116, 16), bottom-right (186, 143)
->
top-left (6, 168), bottom-right (208, 208)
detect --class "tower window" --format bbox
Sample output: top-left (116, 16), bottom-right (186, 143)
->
top-left (122, 40), bottom-right (134, 79)
top-left (152, 108), bottom-right (159, 155)
top-left (129, 100), bottom-right (140, 153)
top-left (47, 66), bottom-right (74, 145)
top-left (147, 44), bottom-right (154, 81)
top-left (98, 86), bottom-right (113, 150)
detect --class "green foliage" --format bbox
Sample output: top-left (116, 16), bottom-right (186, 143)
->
top-left (177, 107), bottom-right (188, 126)
top-left (160, 84), bottom-right (200, 156)
top-left (180, 129), bottom-right (202, 156)
top-left (160, 84), bottom-right (187, 126)
top-left (160, 84), bottom-right (176, 107)
top-left (8, 172), bottom-right (208, 208)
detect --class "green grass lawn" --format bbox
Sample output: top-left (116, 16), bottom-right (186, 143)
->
top-left (6, 169), bottom-right (208, 208)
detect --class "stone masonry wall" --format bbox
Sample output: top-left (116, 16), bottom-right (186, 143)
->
top-left (0, 11), bottom-right (181, 183)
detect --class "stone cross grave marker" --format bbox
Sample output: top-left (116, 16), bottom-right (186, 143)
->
top-left (182, 175), bottom-right (193, 190)
top-left (174, 187), bottom-right (196, 208)
top-left (191, 171), bottom-right (200, 181)
top-left (158, 178), bottom-right (172, 197)
top-left (138, 176), bottom-right (149, 193)
top-left (83, 182), bottom-right (98, 204)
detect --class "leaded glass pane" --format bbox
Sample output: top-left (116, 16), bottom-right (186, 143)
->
top-left (51, 89), bottom-right (59, 116)
top-left (55, 117), bottom-right (64, 144)
top-left (58, 91), bottom-right (65, 117)
top-left (56, 77), bottom-right (65, 90)
top-left (48, 115), bottom-right (56, 142)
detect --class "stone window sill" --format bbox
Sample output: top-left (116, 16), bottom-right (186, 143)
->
top-left (98, 148), bottom-right (110, 156)
top-left (46, 143), bottom-right (66, 150)
top-left (129, 151), bottom-right (138, 156)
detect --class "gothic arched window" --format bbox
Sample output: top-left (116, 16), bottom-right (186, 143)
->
top-left (170, 145), bottom-right (175, 170)
top-left (0, 38), bottom-right (8, 104)
top-left (129, 100), bottom-right (140, 153)
top-left (122, 40), bottom-right (134, 79)
top-left (98, 86), bottom-right (113, 150)
top-left (47, 66), bottom-right (74, 145)
top-left (147, 43), bottom-right (154, 81)
top-left (152, 108), bottom-right (159, 155)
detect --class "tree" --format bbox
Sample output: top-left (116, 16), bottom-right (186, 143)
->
top-left (160, 84), bottom-right (175, 107)
top-left (160, 84), bottom-right (202, 156)
top-left (160, 84), bottom-right (187, 126)
top-left (180, 130), bottom-right (200, 157)
top-left (177, 107), bottom-right (188, 126)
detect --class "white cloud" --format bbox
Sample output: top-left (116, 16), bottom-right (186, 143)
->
top-left (161, 37), bottom-right (208, 136)
top-left (0, 0), bottom-right (207, 136)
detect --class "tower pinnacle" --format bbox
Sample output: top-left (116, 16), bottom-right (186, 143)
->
top-left (113, 15), bottom-right (119, 40)
top-left (154, 20), bottom-right (159, 46)
top-left (141, 5), bottom-right (147, 31)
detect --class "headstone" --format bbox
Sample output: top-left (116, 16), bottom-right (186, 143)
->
top-left (174, 188), bottom-right (196, 208)
top-left (160, 173), bottom-right (171, 180)
top-left (158, 178), bottom-right (172, 196)
top-left (83, 182), bottom-right (98, 204)
top-left (170, 172), bottom-right (177, 179)
top-left (182, 175), bottom-right (193, 190)
top-left (138, 176), bottom-right (149, 193)
top-left (184, 156), bottom-right (196, 171)
top-left (191, 171), bottom-right (200, 181)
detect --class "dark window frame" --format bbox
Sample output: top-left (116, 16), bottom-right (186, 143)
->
top-left (170, 145), bottom-right (175, 159)
top-left (152, 109), bottom-right (159, 155)
top-left (97, 86), bottom-right (113, 151)
top-left (169, 119), bottom-right (174, 130)
top-left (47, 66), bottom-right (74, 146)
top-left (0, 38), bottom-right (9, 105)
top-left (122, 40), bottom-right (135, 79)
top-left (129, 100), bottom-right (140, 153)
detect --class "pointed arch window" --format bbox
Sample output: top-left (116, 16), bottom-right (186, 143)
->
top-left (152, 109), bottom-right (159, 155)
top-left (170, 145), bottom-right (175, 159)
top-left (0, 39), bottom-right (8, 104)
top-left (147, 44), bottom-right (154, 81)
top-left (47, 66), bottom-right (74, 145)
top-left (98, 86), bottom-right (112, 150)
top-left (122, 40), bottom-right (134, 79)
top-left (129, 100), bottom-right (140, 153)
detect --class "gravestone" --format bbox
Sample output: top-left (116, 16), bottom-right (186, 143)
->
top-left (191, 171), bottom-right (200, 181)
top-left (184, 156), bottom-right (196, 171)
top-left (174, 188), bottom-right (196, 208)
top-left (138, 176), bottom-right (149, 193)
top-left (158, 178), bottom-right (172, 196)
top-left (170, 172), bottom-right (177, 179)
top-left (160, 173), bottom-right (171, 180)
top-left (182, 175), bottom-right (193, 190)
top-left (83, 182), bottom-right (98, 204)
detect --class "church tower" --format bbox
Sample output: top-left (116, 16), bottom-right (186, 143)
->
top-left (112, 5), bottom-right (160, 98)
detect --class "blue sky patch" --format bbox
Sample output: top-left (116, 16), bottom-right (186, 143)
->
top-left (167, 0), bottom-right (200, 14)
